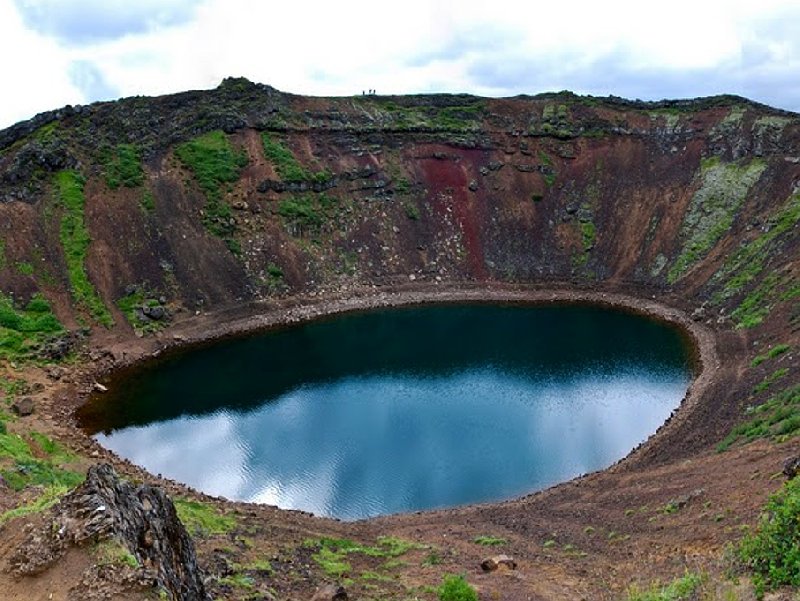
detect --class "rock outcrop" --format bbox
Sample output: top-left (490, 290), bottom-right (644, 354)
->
top-left (8, 464), bottom-right (209, 601)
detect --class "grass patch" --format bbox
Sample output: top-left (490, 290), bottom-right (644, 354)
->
top-left (174, 498), bottom-right (236, 537)
top-left (260, 132), bottom-right (330, 183)
top-left (175, 130), bottom-right (247, 253)
top-left (752, 344), bottom-right (791, 367)
top-left (738, 476), bottom-right (800, 595)
top-left (102, 144), bottom-right (144, 189)
top-left (625, 572), bottom-right (704, 601)
top-left (216, 573), bottom-right (255, 590)
top-left (753, 368), bottom-right (789, 395)
top-left (473, 535), bottom-right (507, 546)
top-left (668, 159), bottom-right (766, 283)
top-left (140, 190), bottom-right (155, 213)
top-left (116, 288), bottom-right (168, 335)
top-left (729, 272), bottom-right (800, 329)
top-left (438, 574), bottom-right (478, 601)
top-left (404, 202), bottom-right (420, 220)
top-left (0, 484), bottom-right (70, 526)
top-left (312, 545), bottom-right (352, 578)
top-left (0, 292), bottom-right (64, 361)
top-left (95, 539), bottom-right (140, 569)
top-left (711, 194), bottom-right (800, 303)
top-left (15, 262), bottom-right (33, 276)
top-left (0, 426), bottom-right (82, 493)
top-left (717, 385), bottom-right (800, 451)
top-left (56, 170), bottom-right (113, 326)
top-left (580, 220), bottom-right (596, 251)
top-left (277, 193), bottom-right (339, 236)
top-left (304, 535), bottom-right (422, 578)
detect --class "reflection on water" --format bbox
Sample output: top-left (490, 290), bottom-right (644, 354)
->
top-left (84, 304), bottom-right (692, 520)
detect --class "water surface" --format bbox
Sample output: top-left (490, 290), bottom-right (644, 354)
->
top-left (78, 304), bottom-right (692, 520)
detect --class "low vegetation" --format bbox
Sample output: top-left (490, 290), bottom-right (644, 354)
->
top-left (0, 414), bottom-right (83, 525)
top-left (0, 293), bottom-right (64, 361)
top-left (751, 344), bottom-right (791, 367)
top-left (624, 572), bottom-right (703, 601)
top-left (56, 170), bottom-right (114, 327)
top-left (717, 385), bottom-right (800, 450)
top-left (277, 193), bottom-right (340, 236)
top-left (175, 130), bottom-right (248, 253)
top-left (116, 288), bottom-right (168, 335)
top-left (304, 536), bottom-right (423, 578)
top-left (473, 535), bottom-right (507, 546)
top-left (738, 476), bottom-right (800, 596)
top-left (711, 193), bottom-right (800, 305)
top-left (102, 143), bottom-right (144, 189)
top-left (438, 574), bottom-right (478, 601)
top-left (173, 498), bottom-right (237, 537)
top-left (261, 132), bottom-right (330, 183)
top-left (668, 158), bottom-right (766, 283)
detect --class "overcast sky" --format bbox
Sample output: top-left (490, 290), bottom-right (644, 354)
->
top-left (2, 0), bottom-right (799, 130)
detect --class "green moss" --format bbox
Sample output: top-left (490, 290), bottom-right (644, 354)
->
top-left (175, 131), bottom-right (247, 253)
top-left (56, 170), bottom-right (114, 326)
top-left (668, 159), bottom-right (766, 283)
top-left (174, 498), bottom-right (236, 537)
top-left (368, 100), bottom-right (484, 132)
top-left (103, 144), bottom-right (144, 189)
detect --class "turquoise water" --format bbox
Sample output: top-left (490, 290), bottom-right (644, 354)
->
top-left (78, 304), bottom-right (693, 520)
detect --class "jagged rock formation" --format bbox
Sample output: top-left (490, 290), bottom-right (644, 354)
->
top-left (8, 464), bottom-right (208, 601)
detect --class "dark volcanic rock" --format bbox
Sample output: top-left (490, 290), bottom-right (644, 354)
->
top-left (9, 464), bottom-right (209, 601)
top-left (784, 455), bottom-right (800, 479)
top-left (11, 397), bottom-right (34, 416)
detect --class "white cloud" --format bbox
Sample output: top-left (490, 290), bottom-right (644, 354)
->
top-left (1, 0), bottom-right (800, 130)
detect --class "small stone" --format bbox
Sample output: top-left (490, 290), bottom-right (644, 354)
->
top-left (481, 554), bottom-right (517, 572)
top-left (93, 382), bottom-right (108, 393)
top-left (31, 382), bottom-right (45, 393)
top-left (468, 180), bottom-right (478, 192)
top-left (12, 397), bottom-right (34, 416)
top-left (783, 456), bottom-right (800, 479)
top-left (408, 274), bottom-right (416, 281)
top-left (311, 584), bottom-right (348, 601)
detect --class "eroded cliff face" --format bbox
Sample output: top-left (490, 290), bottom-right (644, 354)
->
top-left (1, 78), bottom-right (799, 449)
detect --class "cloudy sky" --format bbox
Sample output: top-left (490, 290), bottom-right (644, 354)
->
top-left (2, 0), bottom-right (799, 129)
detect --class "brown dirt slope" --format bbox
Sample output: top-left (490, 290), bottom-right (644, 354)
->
top-left (1, 80), bottom-right (799, 599)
